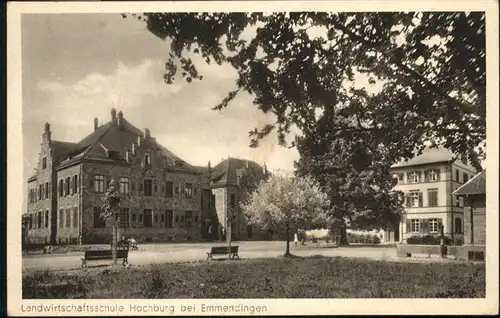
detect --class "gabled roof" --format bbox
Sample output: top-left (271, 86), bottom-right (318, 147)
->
top-left (211, 157), bottom-right (266, 187)
top-left (55, 115), bottom-right (198, 173)
top-left (453, 170), bottom-right (486, 196)
top-left (51, 140), bottom-right (79, 165)
top-left (391, 147), bottom-right (455, 168)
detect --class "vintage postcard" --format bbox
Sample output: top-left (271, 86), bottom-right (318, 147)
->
top-left (6, 0), bottom-right (499, 316)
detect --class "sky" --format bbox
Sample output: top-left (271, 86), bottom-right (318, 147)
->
top-left (21, 13), bottom-right (303, 181)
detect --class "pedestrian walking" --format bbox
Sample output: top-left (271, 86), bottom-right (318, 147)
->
top-left (294, 232), bottom-right (299, 247)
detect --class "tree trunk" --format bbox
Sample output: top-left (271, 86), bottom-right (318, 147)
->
top-left (284, 225), bottom-right (290, 256)
top-left (338, 223), bottom-right (349, 246)
top-left (112, 225), bottom-right (117, 265)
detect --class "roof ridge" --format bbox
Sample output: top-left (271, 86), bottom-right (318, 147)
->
top-left (452, 170), bottom-right (485, 195)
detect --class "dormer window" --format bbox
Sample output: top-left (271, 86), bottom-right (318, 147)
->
top-left (145, 152), bottom-right (152, 166)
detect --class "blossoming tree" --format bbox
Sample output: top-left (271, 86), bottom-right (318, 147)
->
top-left (100, 178), bottom-right (122, 265)
top-left (241, 171), bottom-right (331, 256)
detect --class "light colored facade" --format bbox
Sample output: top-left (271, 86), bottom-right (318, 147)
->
top-left (384, 147), bottom-right (478, 245)
top-left (453, 170), bottom-right (486, 246)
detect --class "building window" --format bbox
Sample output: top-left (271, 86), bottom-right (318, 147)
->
top-left (175, 215), bottom-right (179, 224)
top-left (185, 211), bottom-right (193, 228)
top-left (427, 189), bottom-right (438, 207)
top-left (166, 210), bottom-right (173, 228)
top-left (65, 209), bottom-right (71, 227)
top-left (411, 219), bottom-right (420, 233)
top-left (396, 173), bottom-right (404, 184)
top-left (174, 183), bottom-right (181, 195)
top-left (143, 209), bottom-right (152, 228)
top-left (59, 210), bottom-right (64, 228)
top-left (94, 175), bottom-right (105, 193)
top-left (132, 213), bottom-right (136, 223)
top-left (42, 157), bottom-right (47, 170)
top-left (73, 207), bottom-right (78, 228)
top-left (463, 173), bottom-right (469, 184)
top-left (93, 207), bottom-right (106, 228)
top-left (145, 152), bottom-right (152, 166)
top-left (58, 180), bottom-right (64, 197)
top-left (73, 175), bottom-right (78, 194)
top-left (409, 171), bottom-right (420, 183)
top-left (131, 182), bottom-right (135, 193)
top-left (65, 177), bottom-right (70, 196)
top-left (45, 210), bottom-right (49, 229)
top-left (38, 184), bottom-right (43, 200)
top-left (455, 218), bottom-right (462, 234)
top-left (455, 169), bottom-right (460, 182)
top-left (230, 193), bottom-right (236, 209)
top-left (194, 215), bottom-right (198, 223)
top-left (143, 179), bottom-right (153, 196)
top-left (184, 183), bottom-right (193, 199)
top-left (429, 218), bottom-right (439, 234)
top-left (138, 212), bottom-right (143, 223)
top-left (120, 177), bottom-right (130, 195)
top-left (165, 181), bottom-right (173, 198)
top-left (37, 211), bottom-right (42, 229)
top-left (120, 208), bottom-right (129, 228)
top-left (426, 169), bottom-right (440, 182)
top-left (154, 213), bottom-right (159, 223)
top-left (408, 191), bottom-right (422, 208)
top-left (160, 212), bottom-right (165, 222)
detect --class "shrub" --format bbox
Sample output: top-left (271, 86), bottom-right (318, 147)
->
top-left (347, 232), bottom-right (381, 244)
top-left (406, 235), bottom-right (453, 245)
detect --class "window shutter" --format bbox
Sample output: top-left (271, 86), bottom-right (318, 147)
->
top-left (436, 169), bottom-right (440, 181)
top-left (406, 219), bottom-right (411, 233)
top-left (437, 218), bottom-right (443, 233)
top-left (406, 172), bottom-right (411, 182)
top-left (406, 193), bottom-right (411, 208)
top-left (89, 175), bottom-right (94, 190)
top-left (424, 170), bottom-right (428, 182)
top-left (418, 192), bottom-right (423, 207)
top-left (69, 178), bottom-right (73, 195)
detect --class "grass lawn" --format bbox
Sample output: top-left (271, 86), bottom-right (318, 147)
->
top-left (23, 256), bottom-right (485, 299)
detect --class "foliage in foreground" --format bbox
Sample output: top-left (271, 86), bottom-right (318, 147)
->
top-left (23, 257), bottom-right (485, 299)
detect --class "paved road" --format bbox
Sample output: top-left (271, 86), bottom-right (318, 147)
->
top-left (22, 241), bottom-right (452, 271)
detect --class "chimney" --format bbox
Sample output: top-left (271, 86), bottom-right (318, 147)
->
top-left (144, 128), bottom-right (151, 139)
top-left (111, 108), bottom-right (117, 123)
top-left (132, 143), bottom-right (136, 155)
top-left (117, 111), bottom-right (124, 128)
top-left (43, 122), bottom-right (51, 145)
top-left (94, 118), bottom-right (99, 131)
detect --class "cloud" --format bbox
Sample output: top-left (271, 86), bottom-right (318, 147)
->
top-left (29, 57), bottom-right (298, 171)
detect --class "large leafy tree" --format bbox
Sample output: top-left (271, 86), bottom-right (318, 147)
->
top-left (126, 12), bottom-right (485, 241)
top-left (126, 11), bottom-right (485, 169)
top-left (241, 171), bottom-right (331, 256)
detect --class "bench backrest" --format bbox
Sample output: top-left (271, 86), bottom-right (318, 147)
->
top-left (85, 249), bottom-right (128, 258)
top-left (211, 246), bottom-right (239, 254)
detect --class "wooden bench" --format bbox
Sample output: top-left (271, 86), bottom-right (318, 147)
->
top-left (81, 249), bottom-right (129, 268)
top-left (206, 246), bottom-right (240, 260)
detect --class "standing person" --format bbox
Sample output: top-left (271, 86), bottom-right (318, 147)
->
top-left (294, 232), bottom-right (299, 247)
